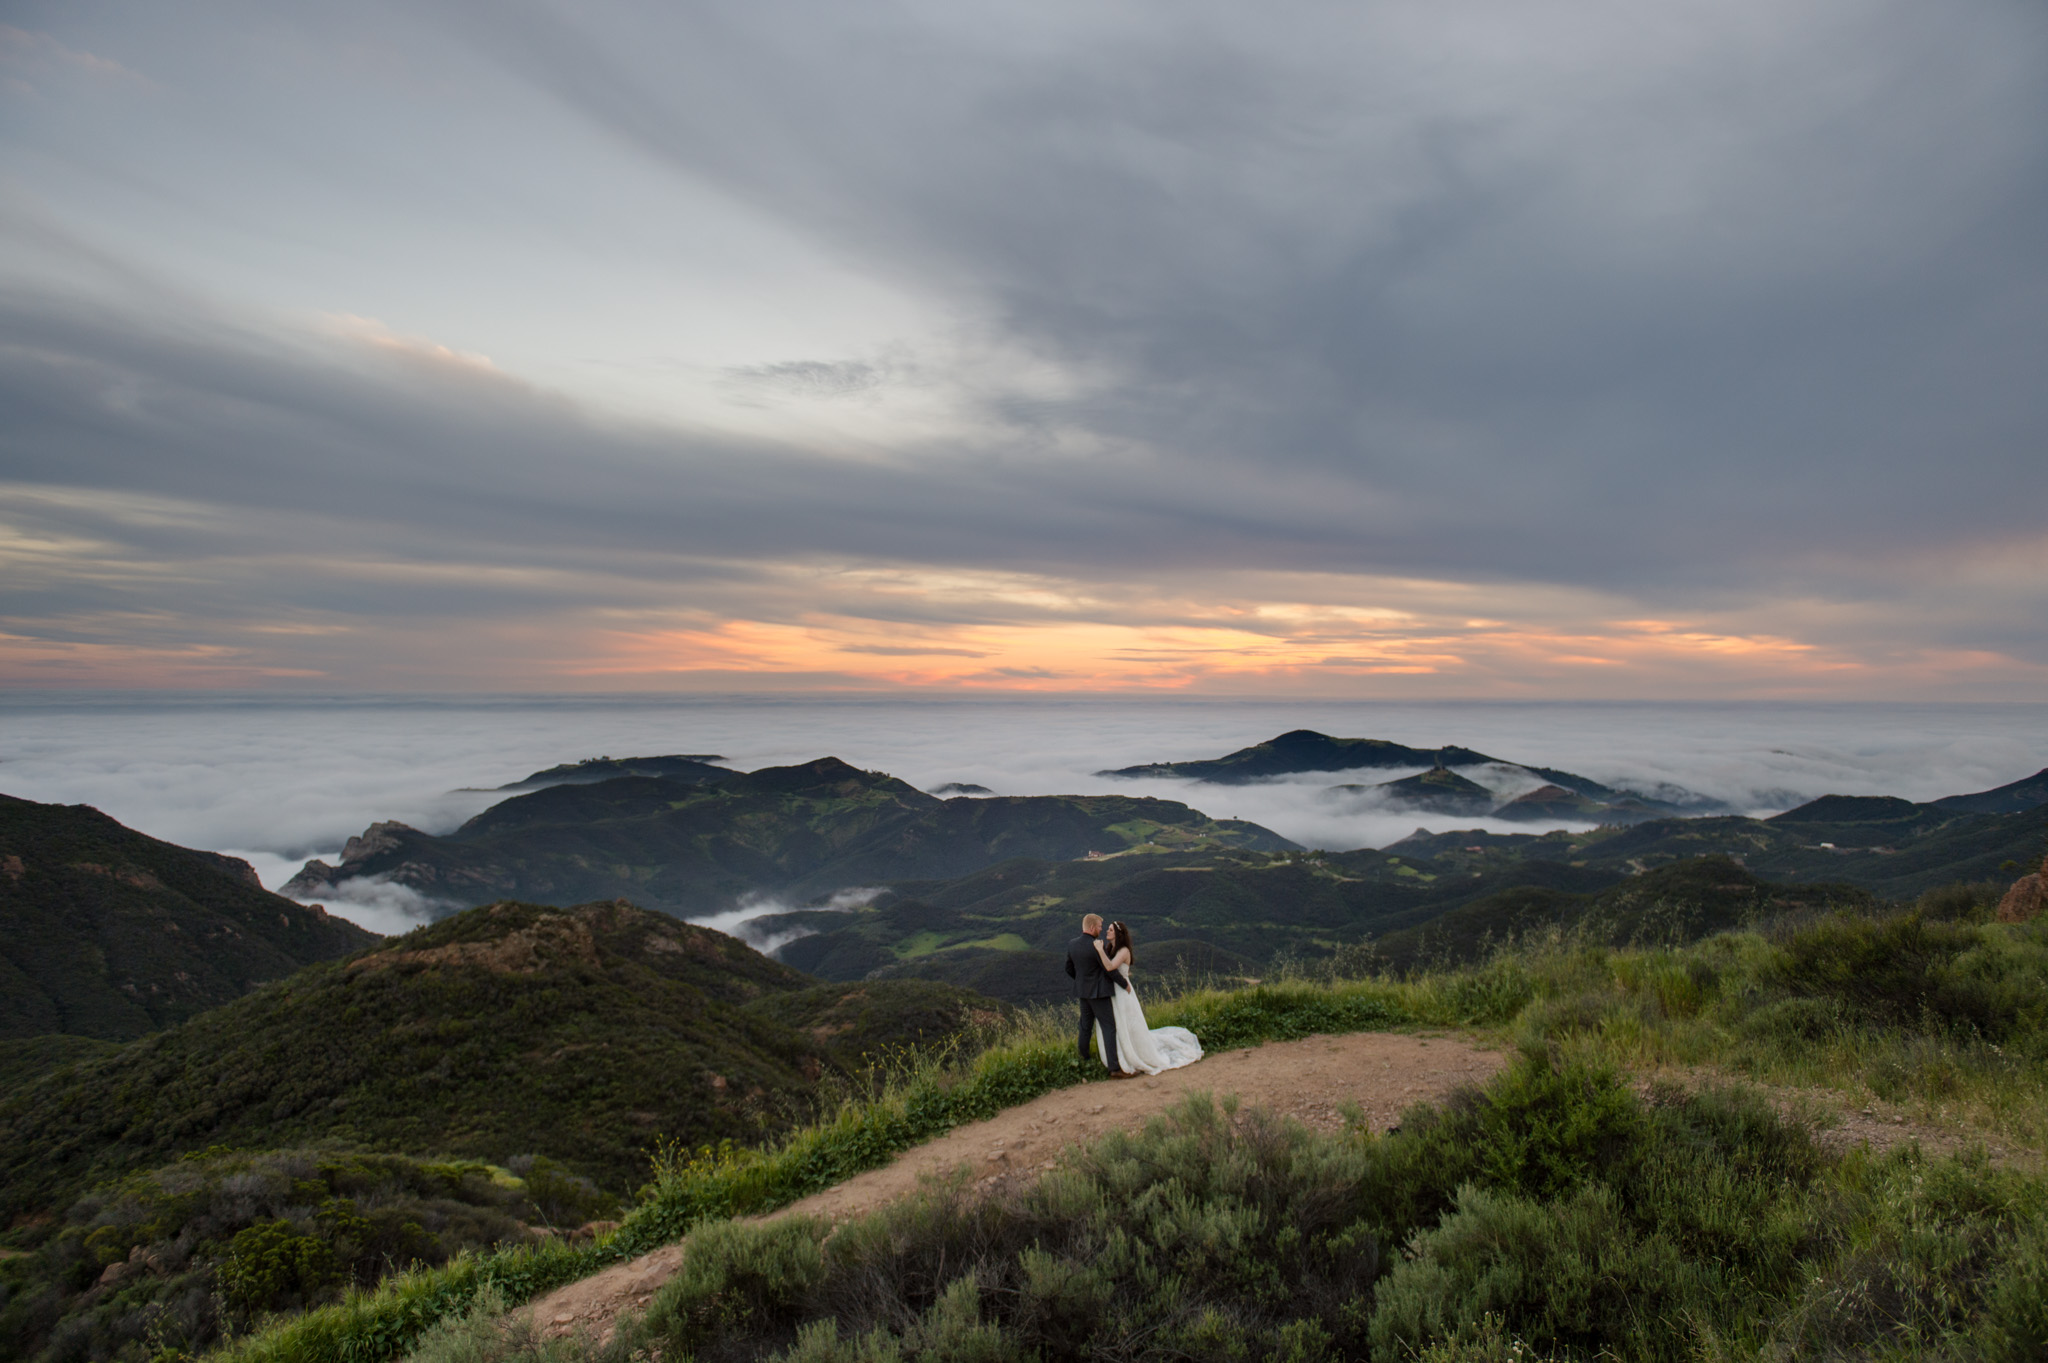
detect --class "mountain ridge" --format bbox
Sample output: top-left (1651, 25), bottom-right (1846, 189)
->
top-left (0, 794), bottom-right (378, 1042)
top-left (284, 757), bottom-right (1295, 916)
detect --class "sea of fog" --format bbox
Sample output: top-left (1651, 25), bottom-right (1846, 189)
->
top-left (3, 693), bottom-right (2043, 936)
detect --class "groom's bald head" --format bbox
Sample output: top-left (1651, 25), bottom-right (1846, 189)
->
top-left (1081, 913), bottom-right (1103, 934)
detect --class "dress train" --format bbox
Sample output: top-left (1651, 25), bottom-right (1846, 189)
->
top-left (1093, 971), bottom-right (1202, 1074)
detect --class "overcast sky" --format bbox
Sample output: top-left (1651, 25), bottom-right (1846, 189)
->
top-left (3, 0), bottom-right (2044, 697)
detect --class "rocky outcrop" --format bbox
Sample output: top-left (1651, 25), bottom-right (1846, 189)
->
top-left (281, 820), bottom-right (427, 896)
top-left (1996, 855), bottom-right (2047, 923)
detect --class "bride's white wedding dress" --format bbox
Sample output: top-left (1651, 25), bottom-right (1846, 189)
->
top-left (1094, 971), bottom-right (1203, 1074)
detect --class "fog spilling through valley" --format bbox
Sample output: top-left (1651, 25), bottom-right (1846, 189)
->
top-left (4, 693), bottom-right (2042, 936)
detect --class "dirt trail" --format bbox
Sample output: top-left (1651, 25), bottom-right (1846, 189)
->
top-left (526, 1031), bottom-right (1504, 1343)
top-left (525, 1038), bottom-right (2037, 1347)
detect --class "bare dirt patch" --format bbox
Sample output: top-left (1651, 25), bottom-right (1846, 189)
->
top-left (525, 1030), bottom-right (1505, 1343)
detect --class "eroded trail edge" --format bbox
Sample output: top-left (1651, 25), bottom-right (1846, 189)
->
top-left (527, 1031), bottom-right (1505, 1342)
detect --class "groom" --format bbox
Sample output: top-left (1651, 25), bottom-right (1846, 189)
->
top-left (1065, 913), bottom-right (1133, 1078)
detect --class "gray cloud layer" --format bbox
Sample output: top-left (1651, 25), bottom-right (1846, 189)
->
top-left (2, 0), bottom-right (2045, 685)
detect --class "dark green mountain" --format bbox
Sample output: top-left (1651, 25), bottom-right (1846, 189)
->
top-left (283, 757), bottom-right (1293, 916)
top-left (1768, 794), bottom-right (1928, 824)
top-left (1100, 728), bottom-right (1714, 818)
top-left (1931, 766), bottom-right (2048, 815)
top-left (1492, 783), bottom-right (1647, 823)
top-left (0, 899), bottom-right (1002, 1224)
top-left (1389, 799), bottom-right (2048, 902)
top-left (494, 753), bottom-right (732, 790)
top-left (1100, 729), bottom-right (1501, 782)
top-left (0, 794), bottom-right (378, 1043)
top-left (1355, 768), bottom-right (1501, 816)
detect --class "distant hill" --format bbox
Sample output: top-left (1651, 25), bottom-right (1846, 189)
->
top-left (1930, 767), bottom-right (2048, 816)
top-left (1767, 795), bottom-right (1928, 824)
top-left (1339, 768), bottom-right (1495, 817)
top-left (1100, 729), bottom-right (1501, 783)
top-left (1099, 728), bottom-right (1715, 820)
top-left (0, 899), bottom-right (1004, 1220)
top-left (491, 754), bottom-right (732, 790)
top-left (0, 794), bottom-right (378, 1042)
top-left (1365, 856), bottom-right (1874, 970)
top-left (283, 757), bottom-right (1294, 916)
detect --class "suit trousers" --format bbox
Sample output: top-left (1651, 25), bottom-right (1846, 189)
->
top-left (1078, 994), bottom-right (1120, 1069)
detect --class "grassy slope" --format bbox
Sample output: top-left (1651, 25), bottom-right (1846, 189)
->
top-left (0, 794), bottom-right (378, 1042)
top-left (0, 902), bottom-right (1003, 1226)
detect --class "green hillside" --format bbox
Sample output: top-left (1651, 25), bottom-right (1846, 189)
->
top-left (0, 794), bottom-right (378, 1042)
top-left (766, 847), bottom-right (1625, 1001)
top-left (1393, 799), bottom-right (2048, 900)
top-left (0, 900), bottom-right (1002, 1225)
top-left (1363, 855), bottom-right (1875, 970)
top-left (750, 793), bottom-right (2045, 1001)
top-left (283, 757), bottom-right (1293, 916)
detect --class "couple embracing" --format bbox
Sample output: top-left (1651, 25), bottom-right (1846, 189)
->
top-left (1064, 913), bottom-right (1203, 1077)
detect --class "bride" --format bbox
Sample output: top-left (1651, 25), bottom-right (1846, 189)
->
top-left (1092, 921), bottom-right (1203, 1075)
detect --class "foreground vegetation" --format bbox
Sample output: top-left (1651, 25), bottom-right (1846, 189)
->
top-left (12, 876), bottom-right (2044, 1362)
top-left (589, 1068), bottom-right (2047, 1361)
top-left (0, 1147), bottom-right (602, 1363)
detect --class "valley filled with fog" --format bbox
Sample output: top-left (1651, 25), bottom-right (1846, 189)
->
top-left (3, 692), bottom-right (2042, 935)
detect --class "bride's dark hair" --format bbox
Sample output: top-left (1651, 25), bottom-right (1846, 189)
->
top-left (1108, 921), bottom-right (1133, 964)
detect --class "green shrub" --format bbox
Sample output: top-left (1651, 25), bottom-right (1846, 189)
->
top-left (218, 1221), bottom-right (340, 1317)
top-left (629, 1094), bottom-right (1382, 1363)
top-left (1368, 1182), bottom-right (1705, 1362)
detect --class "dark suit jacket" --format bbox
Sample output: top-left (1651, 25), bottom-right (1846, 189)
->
top-left (1065, 933), bottom-right (1117, 999)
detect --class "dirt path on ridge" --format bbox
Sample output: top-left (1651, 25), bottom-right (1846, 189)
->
top-left (525, 1031), bottom-right (1504, 1343)
top-left (524, 1036), bottom-right (2041, 1347)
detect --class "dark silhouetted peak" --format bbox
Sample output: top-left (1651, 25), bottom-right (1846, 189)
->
top-left (495, 754), bottom-right (731, 791)
top-left (735, 756), bottom-right (927, 800)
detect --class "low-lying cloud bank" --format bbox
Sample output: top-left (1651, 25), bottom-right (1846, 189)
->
top-left (687, 886), bottom-right (883, 957)
top-left (9, 694), bottom-right (2043, 935)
